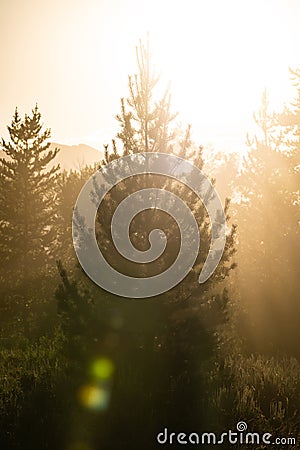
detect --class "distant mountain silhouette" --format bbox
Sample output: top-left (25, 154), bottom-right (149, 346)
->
top-left (0, 142), bottom-right (103, 172)
top-left (50, 142), bottom-right (102, 171)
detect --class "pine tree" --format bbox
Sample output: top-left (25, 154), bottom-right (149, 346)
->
top-left (236, 83), bottom-right (300, 355)
top-left (67, 38), bottom-right (237, 443)
top-left (0, 105), bottom-right (60, 286)
top-left (55, 165), bottom-right (98, 273)
top-left (116, 36), bottom-right (176, 155)
top-left (95, 39), bottom-right (236, 297)
top-left (275, 68), bottom-right (300, 196)
top-left (51, 37), bottom-right (237, 449)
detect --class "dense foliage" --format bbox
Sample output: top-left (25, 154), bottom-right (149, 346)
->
top-left (0, 42), bottom-right (299, 449)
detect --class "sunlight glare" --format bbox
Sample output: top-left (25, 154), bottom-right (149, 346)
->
top-left (112, 0), bottom-right (297, 150)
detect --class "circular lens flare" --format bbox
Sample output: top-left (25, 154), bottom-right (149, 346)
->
top-left (78, 384), bottom-right (110, 412)
top-left (90, 358), bottom-right (114, 380)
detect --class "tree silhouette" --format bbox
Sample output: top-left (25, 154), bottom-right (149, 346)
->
top-left (236, 84), bottom-right (300, 355)
top-left (62, 38), bottom-right (237, 447)
top-left (0, 105), bottom-right (60, 285)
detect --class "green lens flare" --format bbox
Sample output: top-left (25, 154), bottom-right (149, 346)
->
top-left (90, 358), bottom-right (114, 380)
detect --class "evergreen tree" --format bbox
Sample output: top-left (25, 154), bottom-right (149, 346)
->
top-left (62, 38), bottom-right (237, 447)
top-left (236, 84), bottom-right (300, 355)
top-left (116, 37), bottom-right (176, 155)
top-left (275, 68), bottom-right (300, 199)
top-left (56, 165), bottom-right (98, 273)
top-left (96, 39), bottom-right (236, 296)
top-left (0, 105), bottom-right (60, 286)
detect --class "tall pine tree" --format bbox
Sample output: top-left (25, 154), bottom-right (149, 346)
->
top-left (236, 82), bottom-right (300, 355)
top-left (61, 38), bottom-right (237, 447)
top-left (0, 105), bottom-right (60, 286)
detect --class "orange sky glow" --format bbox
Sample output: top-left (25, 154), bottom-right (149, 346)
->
top-left (0, 0), bottom-right (299, 153)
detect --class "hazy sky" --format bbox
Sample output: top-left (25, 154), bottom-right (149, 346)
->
top-left (0, 0), bottom-right (299, 153)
